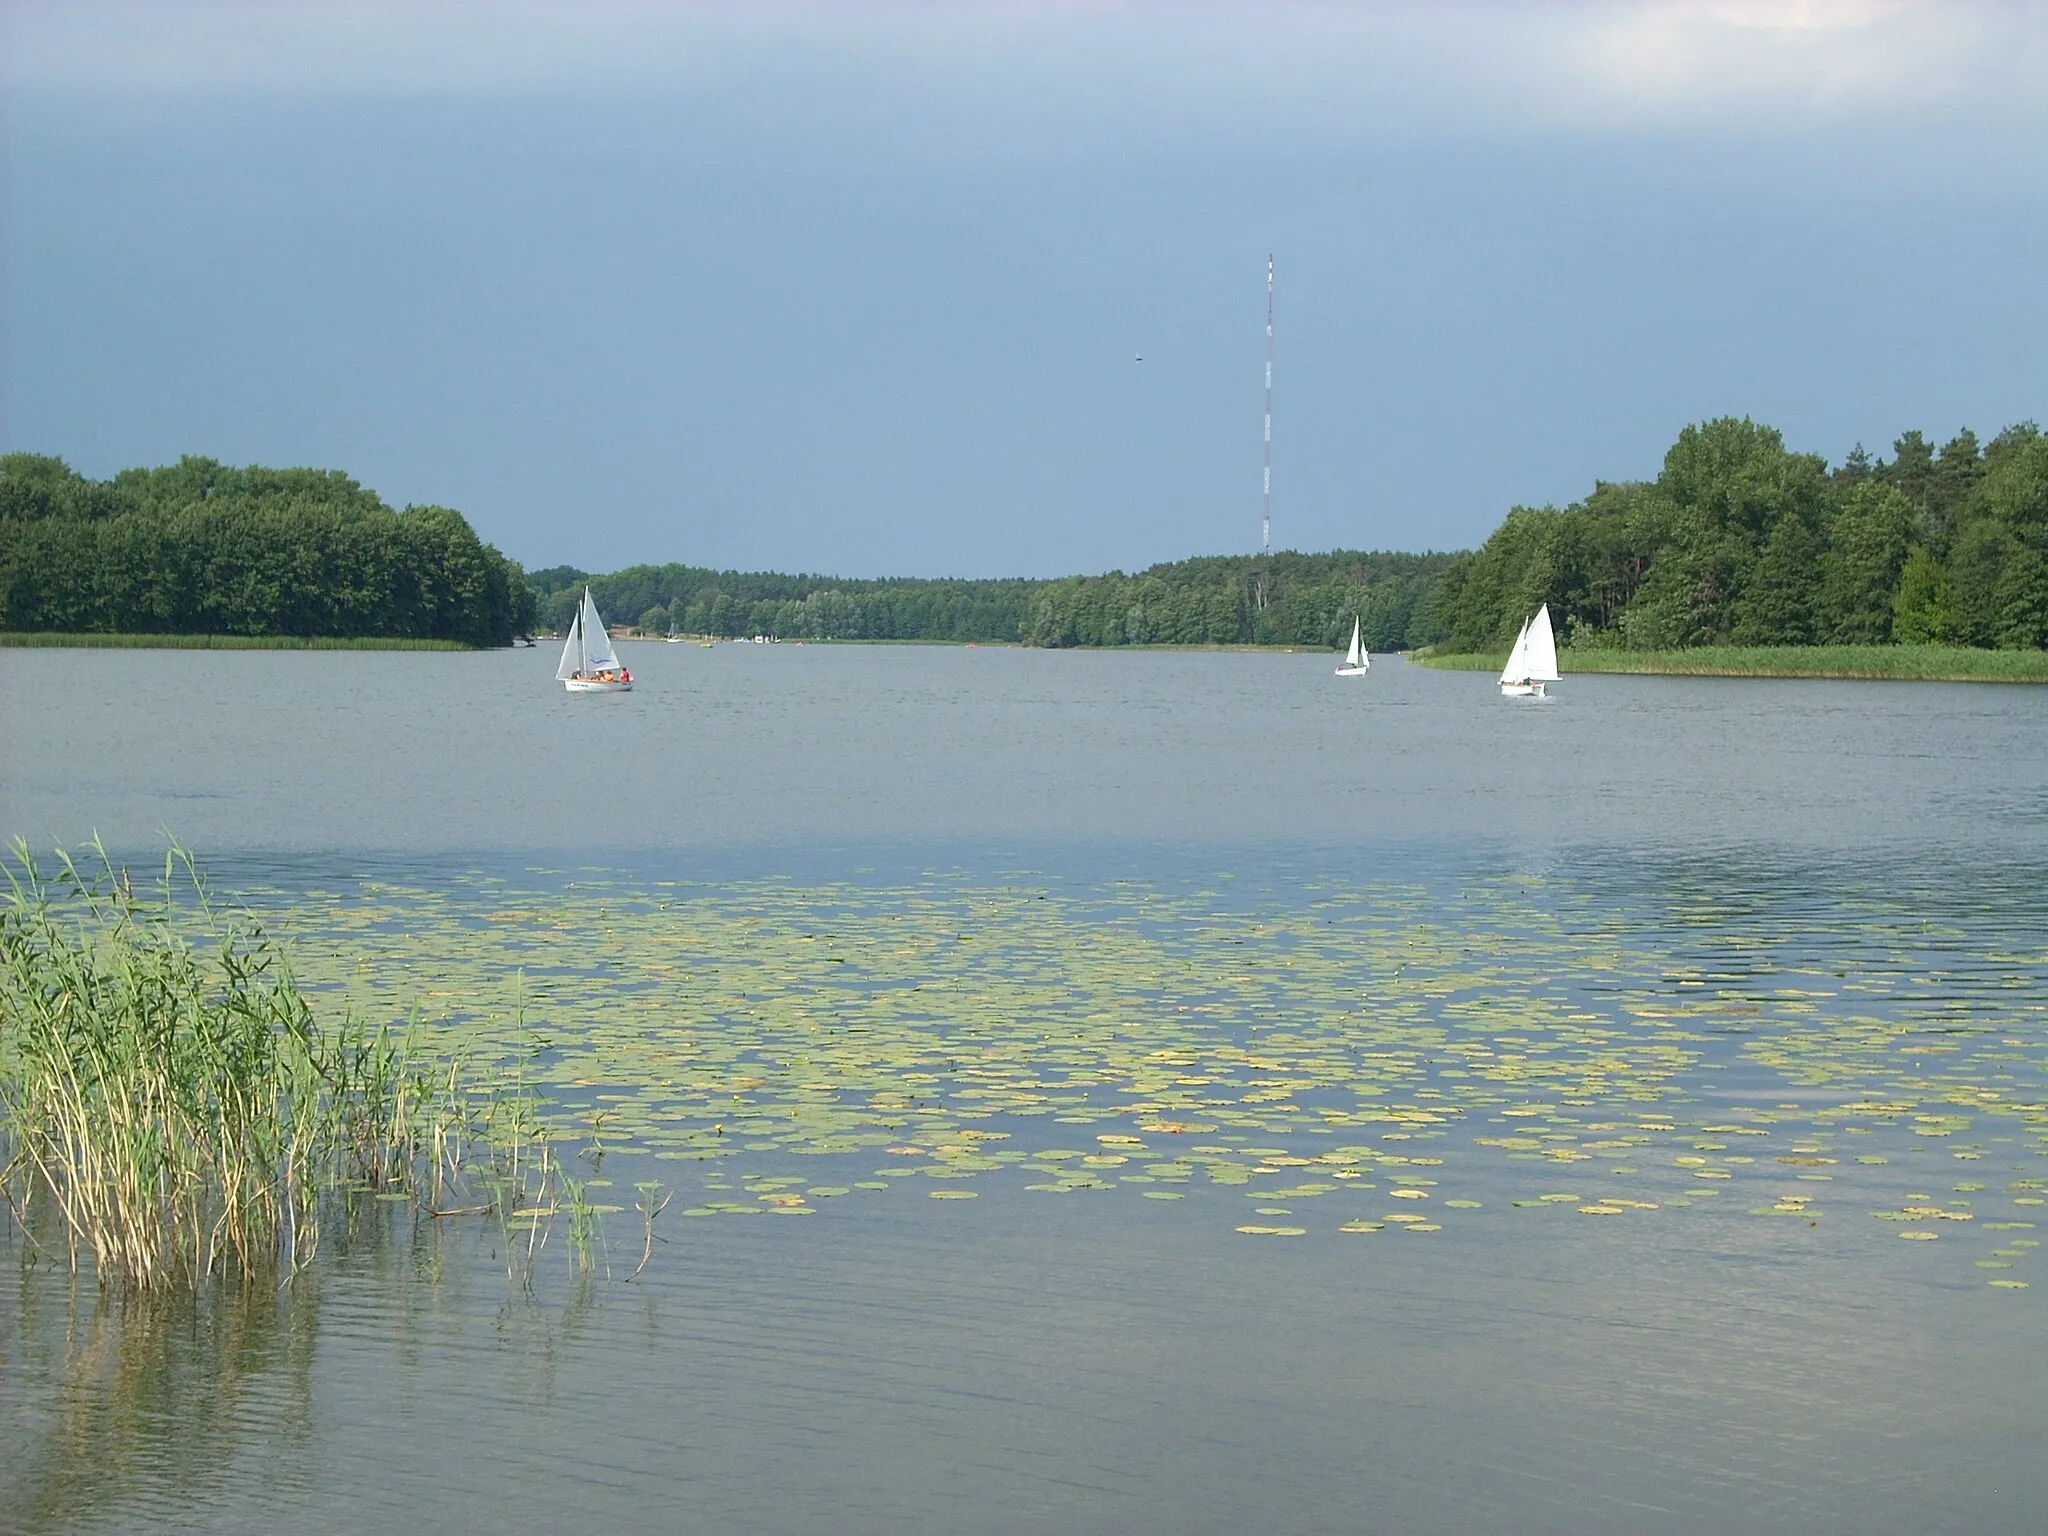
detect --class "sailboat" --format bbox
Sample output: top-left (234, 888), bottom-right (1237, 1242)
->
top-left (1499, 604), bottom-right (1559, 698)
top-left (556, 589), bottom-right (633, 692)
top-left (1335, 617), bottom-right (1370, 677)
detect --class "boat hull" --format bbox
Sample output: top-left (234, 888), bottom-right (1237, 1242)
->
top-left (563, 678), bottom-right (632, 693)
top-left (1500, 681), bottom-right (1549, 697)
top-left (1335, 664), bottom-right (1370, 677)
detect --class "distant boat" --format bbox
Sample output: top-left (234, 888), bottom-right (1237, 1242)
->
top-left (1499, 605), bottom-right (1559, 698)
top-left (665, 624), bottom-right (685, 643)
top-left (556, 589), bottom-right (632, 692)
top-left (1335, 617), bottom-right (1370, 677)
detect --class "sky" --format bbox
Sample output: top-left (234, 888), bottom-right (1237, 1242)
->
top-left (4, 1), bottom-right (2046, 578)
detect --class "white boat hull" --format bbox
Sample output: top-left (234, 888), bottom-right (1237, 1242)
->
top-left (1335, 664), bottom-right (1370, 677)
top-left (1500, 680), bottom-right (1547, 697)
top-left (563, 677), bottom-right (632, 693)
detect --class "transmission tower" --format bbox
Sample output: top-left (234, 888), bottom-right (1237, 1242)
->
top-left (1261, 254), bottom-right (1274, 557)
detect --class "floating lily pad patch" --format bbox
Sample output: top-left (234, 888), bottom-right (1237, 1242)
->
top-left (266, 861), bottom-right (2048, 1267)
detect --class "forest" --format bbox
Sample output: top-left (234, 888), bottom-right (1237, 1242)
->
top-left (0, 454), bottom-right (535, 646)
top-left (534, 549), bottom-right (1455, 651)
top-left (529, 563), bottom-right (1042, 645)
top-left (1017, 550), bottom-right (1452, 650)
top-left (1431, 417), bottom-right (2048, 653)
top-left (15, 419), bottom-right (2042, 657)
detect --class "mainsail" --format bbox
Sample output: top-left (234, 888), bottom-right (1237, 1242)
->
top-left (1522, 605), bottom-right (1560, 682)
top-left (1346, 619), bottom-right (1365, 669)
top-left (1499, 606), bottom-right (1559, 686)
top-left (577, 589), bottom-right (619, 672)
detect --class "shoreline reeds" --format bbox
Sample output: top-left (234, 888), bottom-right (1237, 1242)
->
top-left (1413, 643), bottom-right (2048, 683)
top-left (0, 632), bottom-right (475, 651)
top-left (0, 841), bottom-right (587, 1291)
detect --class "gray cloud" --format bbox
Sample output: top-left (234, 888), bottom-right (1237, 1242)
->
top-left (11, 1), bottom-right (2045, 155)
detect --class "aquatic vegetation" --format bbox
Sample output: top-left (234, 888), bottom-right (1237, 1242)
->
top-left (0, 843), bottom-right (576, 1291)
top-left (0, 632), bottom-right (472, 651)
top-left (1417, 644), bottom-right (2048, 683)
top-left (259, 856), bottom-right (2048, 1290)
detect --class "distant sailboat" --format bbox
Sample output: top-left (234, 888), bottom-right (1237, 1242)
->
top-left (557, 589), bottom-right (633, 692)
top-left (1499, 605), bottom-right (1559, 698)
top-left (1335, 617), bottom-right (1370, 677)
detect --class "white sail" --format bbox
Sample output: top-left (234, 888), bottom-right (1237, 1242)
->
top-left (1345, 619), bottom-right (1364, 669)
top-left (555, 609), bottom-right (583, 679)
top-left (1498, 614), bottom-right (1533, 685)
top-left (578, 589), bottom-right (620, 672)
top-left (1523, 604), bottom-right (1560, 682)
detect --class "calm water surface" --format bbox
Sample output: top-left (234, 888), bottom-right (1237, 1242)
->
top-left (3, 644), bottom-right (2047, 1534)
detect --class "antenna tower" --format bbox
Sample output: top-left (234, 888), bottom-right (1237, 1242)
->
top-left (1260, 254), bottom-right (1274, 556)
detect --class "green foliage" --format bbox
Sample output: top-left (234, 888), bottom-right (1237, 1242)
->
top-left (1951, 426), bottom-right (2048, 648)
top-left (1730, 510), bottom-right (1821, 645)
top-left (534, 563), bottom-right (1044, 643)
top-left (1891, 547), bottom-right (1957, 644)
top-left (0, 455), bottom-right (533, 646)
top-left (1435, 416), bottom-right (2048, 654)
top-left (1016, 550), bottom-right (1453, 650)
top-left (531, 550), bottom-right (1452, 650)
top-left (1818, 481), bottom-right (1914, 642)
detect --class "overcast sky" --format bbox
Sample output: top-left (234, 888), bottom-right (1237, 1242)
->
top-left (5, 2), bottom-right (2046, 577)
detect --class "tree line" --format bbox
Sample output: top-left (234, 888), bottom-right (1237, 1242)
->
top-left (1433, 417), bottom-right (2048, 653)
top-left (530, 563), bottom-right (1041, 644)
top-left (23, 419), bottom-right (2040, 657)
top-left (1017, 551), bottom-right (1453, 650)
top-left (534, 549), bottom-right (1456, 651)
top-left (0, 454), bottom-right (536, 646)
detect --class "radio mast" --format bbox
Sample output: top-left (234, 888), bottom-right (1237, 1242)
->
top-left (1260, 254), bottom-right (1274, 557)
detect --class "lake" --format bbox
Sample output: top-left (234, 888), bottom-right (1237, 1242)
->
top-left (3, 643), bottom-right (2047, 1534)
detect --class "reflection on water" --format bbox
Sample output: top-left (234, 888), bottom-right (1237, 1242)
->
top-left (1, 1210), bottom-right (612, 1536)
top-left (3, 1264), bottom-right (319, 1532)
top-left (7, 1191), bottom-right (2045, 1535)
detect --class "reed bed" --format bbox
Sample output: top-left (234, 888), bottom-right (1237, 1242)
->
top-left (0, 842), bottom-right (591, 1291)
top-left (0, 632), bottom-right (472, 650)
top-left (1414, 644), bottom-right (2048, 682)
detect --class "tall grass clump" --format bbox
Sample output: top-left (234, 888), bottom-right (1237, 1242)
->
top-left (0, 841), bottom-right (495, 1290)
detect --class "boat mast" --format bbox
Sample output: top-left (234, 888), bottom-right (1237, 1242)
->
top-left (1260, 253), bottom-right (1274, 558)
